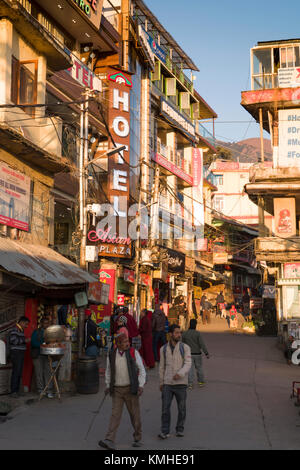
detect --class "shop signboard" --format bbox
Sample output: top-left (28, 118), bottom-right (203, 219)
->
top-left (278, 109), bottom-right (300, 167)
top-left (70, 0), bottom-right (104, 29)
top-left (213, 252), bottom-right (228, 264)
top-left (117, 294), bottom-right (125, 306)
top-left (139, 273), bottom-right (151, 287)
top-left (192, 147), bottom-right (204, 244)
top-left (138, 25), bottom-right (156, 71)
top-left (88, 280), bottom-right (110, 304)
top-left (0, 162), bottom-right (31, 231)
top-left (124, 268), bottom-right (135, 283)
top-left (250, 297), bottom-right (263, 309)
top-left (262, 285), bottom-right (276, 299)
top-left (284, 263), bottom-right (300, 279)
top-left (163, 247), bottom-right (186, 274)
top-left (160, 98), bottom-right (196, 141)
top-left (91, 269), bottom-right (116, 317)
top-left (274, 198), bottom-right (296, 238)
top-left (139, 27), bottom-right (167, 65)
top-left (65, 48), bottom-right (102, 91)
top-left (152, 152), bottom-right (193, 186)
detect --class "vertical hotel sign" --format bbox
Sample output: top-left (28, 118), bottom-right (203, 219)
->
top-left (105, 68), bottom-right (133, 258)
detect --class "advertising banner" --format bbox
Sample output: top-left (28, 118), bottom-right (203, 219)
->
top-left (284, 263), bottom-right (300, 279)
top-left (278, 67), bottom-right (300, 88)
top-left (278, 109), bottom-right (300, 167)
top-left (0, 162), bottom-right (31, 231)
top-left (274, 197), bottom-right (296, 238)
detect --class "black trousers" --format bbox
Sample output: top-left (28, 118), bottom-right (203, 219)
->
top-left (161, 384), bottom-right (187, 434)
top-left (10, 350), bottom-right (25, 393)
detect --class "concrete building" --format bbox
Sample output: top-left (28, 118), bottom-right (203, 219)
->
top-left (242, 38), bottom-right (300, 339)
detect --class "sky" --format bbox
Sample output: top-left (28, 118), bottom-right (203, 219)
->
top-left (145, 0), bottom-right (300, 143)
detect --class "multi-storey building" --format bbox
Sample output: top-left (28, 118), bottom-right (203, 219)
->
top-left (242, 38), bottom-right (300, 339)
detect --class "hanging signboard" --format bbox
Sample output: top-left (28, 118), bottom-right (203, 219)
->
top-left (160, 98), bottom-right (196, 141)
top-left (262, 285), bottom-right (276, 299)
top-left (274, 197), bottom-right (296, 238)
top-left (160, 247), bottom-right (186, 274)
top-left (0, 162), bottom-right (31, 232)
top-left (65, 48), bottom-right (102, 91)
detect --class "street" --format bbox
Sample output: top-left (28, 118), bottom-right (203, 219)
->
top-left (0, 318), bottom-right (300, 451)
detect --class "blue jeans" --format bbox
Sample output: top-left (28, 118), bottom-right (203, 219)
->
top-left (188, 354), bottom-right (204, 384)
top-left (152, 331), bottom-right (166, 362)
top-left (161, 385), bottom-right (187, 434)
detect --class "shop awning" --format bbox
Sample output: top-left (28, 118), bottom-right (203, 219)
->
top-left (0, 238), bottom-right (97, 288)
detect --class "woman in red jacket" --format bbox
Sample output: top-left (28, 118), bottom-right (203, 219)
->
top-left (139, 309), bottom-right (155, 369)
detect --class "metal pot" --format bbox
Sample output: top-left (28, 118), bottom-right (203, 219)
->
top-left (44, 325), bottom-right (65, 344)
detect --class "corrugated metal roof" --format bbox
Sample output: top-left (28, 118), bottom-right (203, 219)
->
top-left (0, 238), bottom-right (97, 287)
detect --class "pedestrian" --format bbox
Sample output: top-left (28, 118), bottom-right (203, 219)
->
top-left (84, 309), bottom-right (100, 357)
top-left (114, 307), bottom-right (139, 346)
top-left (229, 304), bottom-right (238, 328)
top-left (139, 309), bottom-right (155, 368)
top-left (31, 317), bottom-right (54, 398)
top-left (116, 315), bottom-right (129, 341)
top-left (202, 297), bottom-right (212, 325)
top-left (8, 316), bottom-right (30, 398)
top-left (98, 333), bottom-right (146, 450)
top-left (152, 303), bottom-right (167, 362)
top-left (216, 291), bottom-right (225, 318)
top-left (158, 324), bottom-right (192, 439)
top-left (182, 319), bottom-right (210, 389)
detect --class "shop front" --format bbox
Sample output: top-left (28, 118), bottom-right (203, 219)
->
top-left (0, 238), bottom-right (96, 394)
top-left (277, 262), bottom-right (300, 343)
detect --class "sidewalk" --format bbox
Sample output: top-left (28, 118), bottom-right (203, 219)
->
top-left (0, 323), bottom-right (300, 450)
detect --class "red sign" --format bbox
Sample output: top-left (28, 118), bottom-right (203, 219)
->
top-left (140, 273), bottom-right (151, 287)
top-left (92, 268), bottom-right (116, 318)
top-left (117, 294), bottom-right (125, 306)
top-left (152, 152), bottom-right (193, 186)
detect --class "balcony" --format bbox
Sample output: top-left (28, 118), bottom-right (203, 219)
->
top-left (196, 122), bottom-right (217, 148)
top-left (0, 0), bottom-right (72, 71)
top-left (255, 237), bottom-right (300, 262)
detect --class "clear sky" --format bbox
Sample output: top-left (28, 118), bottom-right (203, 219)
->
top-left (145, 0), bottom-right (300, 143)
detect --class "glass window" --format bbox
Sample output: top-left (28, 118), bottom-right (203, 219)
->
top-left (11, 57), bottom-right (37, 116)
top-left (253, 48), bottom-right (272, 75)
top-left (286, 286), bottom-right (300, 319)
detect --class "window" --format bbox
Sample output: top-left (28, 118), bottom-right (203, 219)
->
top-left (214, 174), bottom-right (224, 186)
top-left (214, 196), bottom-right (224, 213)
top-left (280, 46), bottom-right (300, 68)
top-left (11, 57), bottom-right (38, 116)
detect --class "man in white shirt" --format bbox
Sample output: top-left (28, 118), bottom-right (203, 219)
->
top-left (98, 333), bottom-right (146, 450)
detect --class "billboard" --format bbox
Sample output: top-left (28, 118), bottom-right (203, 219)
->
top-left (274, 198), bottom-right (296, 238)
top-left (0, 162), bottom-right (31, 231)
top-left (278, 109), bottom-right (300, 167)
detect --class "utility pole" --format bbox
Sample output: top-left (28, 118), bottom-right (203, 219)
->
top-left (78, 90), bottom-right (89, 357)
top-left (133, 165), bottom-right (143, 324)
top-left (80, 90), bottom-right (90, 270)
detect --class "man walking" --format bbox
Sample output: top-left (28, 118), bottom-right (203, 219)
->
top-left (182, 319), bottom-right (210, 389)
top-left (99, 333), bottom-right (146, 450)
top-left (8, 316), bottom-right (30, 398)
top-left (158, 324), bottom-right (191, 439)
top-left (152, 303), bottom-right (167, 362)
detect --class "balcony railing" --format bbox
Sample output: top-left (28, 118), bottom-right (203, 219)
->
top-left (197, 122), bottom-right (217, 147)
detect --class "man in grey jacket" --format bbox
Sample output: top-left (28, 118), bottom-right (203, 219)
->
top-left (158, 324), bottom-right (191, 439)
top-left (182, 319), bottom-right (210, 389)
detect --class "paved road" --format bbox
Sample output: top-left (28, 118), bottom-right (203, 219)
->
top-left (0, 317), bottom-right (300, 450)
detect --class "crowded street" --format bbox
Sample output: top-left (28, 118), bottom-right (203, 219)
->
top-left (0, 317), bottom-right (300, 451)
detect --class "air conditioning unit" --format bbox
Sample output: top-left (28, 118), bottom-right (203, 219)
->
top-left (166, 78), bottom-right (177, 96)
top-left (180, 92), bottom-right (190, 110)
